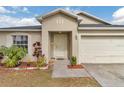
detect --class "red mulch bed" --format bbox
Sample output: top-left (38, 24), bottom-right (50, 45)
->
top-left (0, 62), bottom-right (48, 69)
top-left (67, 64), bottom-right (84, 69)
top-left (0, 62), bottom-right (37, 68)
top-left (19, 62), bottom-right (37, 68)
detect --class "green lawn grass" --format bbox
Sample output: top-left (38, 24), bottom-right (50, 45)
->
top-left (0, 67), bottom-right (100, 87)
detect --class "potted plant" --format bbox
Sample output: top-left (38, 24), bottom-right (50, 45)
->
top-left (71, 56), bottom-right (77, 66)
top-left (68, 56), bottom-right (83, 69)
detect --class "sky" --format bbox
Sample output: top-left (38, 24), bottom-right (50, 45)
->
top-left (0, 6), bottom-right (124, 27)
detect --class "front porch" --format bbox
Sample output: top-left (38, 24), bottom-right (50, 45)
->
top-left (49, 32), bottom-right (72, 60)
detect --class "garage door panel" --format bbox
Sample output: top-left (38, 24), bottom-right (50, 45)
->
top-left (79, 36), bottom-right (124, 63)
top-left (81, 50), bottom-right (124, 56)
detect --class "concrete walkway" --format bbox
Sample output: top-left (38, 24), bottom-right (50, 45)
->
top-left (52, 60), bottom-right (90, 78)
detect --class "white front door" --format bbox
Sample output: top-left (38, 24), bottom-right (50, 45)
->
top-left (54, 33), bottom-right (68, 59)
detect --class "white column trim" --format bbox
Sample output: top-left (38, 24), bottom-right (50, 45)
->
top-left (78, 34), bottom-right (81, 64)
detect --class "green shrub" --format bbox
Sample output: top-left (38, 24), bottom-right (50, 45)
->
top-left (71, 56), bottom-right (77, 66)
top-left (4, 58), bottom-right (17, 68)
top-left (0, 45), bottom-right (27, 68)
top-left (36, 56), bottom-right (46, 67)
top-left (6, 46), bottom-right (27, 60)
top-left (0, 52), bottom-right (4, 60)
top-left (0, 46), bottom-right (8, 56)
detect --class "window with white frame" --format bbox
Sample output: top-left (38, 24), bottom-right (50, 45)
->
top-left (12, 35), bottom-right (28, 50)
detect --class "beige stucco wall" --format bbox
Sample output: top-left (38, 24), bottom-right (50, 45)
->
top-left (0, 32), bottom-right (8, 46)
top-left (42, 13), bottom-right (78, 62)
top-left (42, 13), bottom-right (78, 31)
top-left (29, 31), bottom-right (42, 47)
top-left (0, 31), bottom-right (41, 55)
top-left (78, 13), bottom-right (104, 24)
top-left (28, 32), bottom-right (42, 54)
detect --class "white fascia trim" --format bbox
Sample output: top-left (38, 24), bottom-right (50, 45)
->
top-left (80, 33), bottom-right (124, 36)
top-left (37, 8), bottom-right (81, 22)
top-left (78, 27), bottom-right (124, 31)
top-left (0, 29), bottom-right (41, 32)
top-left (42, 8), bottom-right (78, 19)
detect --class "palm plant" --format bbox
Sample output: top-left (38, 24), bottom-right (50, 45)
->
top-left (0, 45), bottom-right (27, 68)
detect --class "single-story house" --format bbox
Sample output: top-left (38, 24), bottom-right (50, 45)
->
top-left (1, 8), bottom-right (124, 64)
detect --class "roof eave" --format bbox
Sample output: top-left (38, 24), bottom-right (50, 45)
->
top-left (36, 8), bottom-right (81, 23)
top-left (0, 29), bottom-right (41, 32)
top-left (78, 27), bottom-right (124, 31)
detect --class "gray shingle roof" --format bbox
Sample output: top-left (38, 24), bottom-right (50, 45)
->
top-left (79, 24), bottom-right (124, 27)
top-left (0, 25), bottom-right (41, 29)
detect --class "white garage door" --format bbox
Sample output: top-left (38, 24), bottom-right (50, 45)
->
top-left (79, 36), bottom-right (124, 63)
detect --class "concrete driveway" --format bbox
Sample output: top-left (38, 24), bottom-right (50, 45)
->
top-left (84, 64), bottom-right (124, 87)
